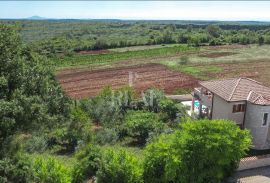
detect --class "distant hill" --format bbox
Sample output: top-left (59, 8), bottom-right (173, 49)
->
top-left (27, 16), bottom-right (47, 20)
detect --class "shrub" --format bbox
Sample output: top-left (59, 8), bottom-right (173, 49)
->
top-left (0, 156), bottom-right (33, 183)
top-left (32, 156), bottom-right (72, 183)
top-left (143, 119), bottom-right (252, 183)
top-left (142, 89), bottom-right (165, 112)
top-left (81, 86), bottom-right (134, 126)
top-left (96, 149), bottom-right (143, 183)
top-left (25, 135), bottom-right (48, 153)
top-left (94, 128), bottom-right (119, 145)
top-left (142, 89), bottom-right (181, 122)
top-left (72, 145), bottom-right (102, 183)
top-left (159, 98), bottom-right (178, 121)
top-left (125, 110), bottom-right (164, 144)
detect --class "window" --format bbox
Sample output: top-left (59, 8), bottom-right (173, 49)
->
top-left (232, 104), bottom-right (246, 113)
top-left (263, 113), bottom-right (268, 126)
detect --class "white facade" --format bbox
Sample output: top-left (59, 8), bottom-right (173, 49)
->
top-left (212, 95), bottom-right (245, 125)
top-left (245, 103), bottom-right (270, 149)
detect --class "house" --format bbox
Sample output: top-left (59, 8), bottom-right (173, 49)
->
top-left (192, 78), bottom-right (270, 150)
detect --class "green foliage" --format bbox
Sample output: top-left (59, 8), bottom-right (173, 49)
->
top-left (94, 128), bottom-right (119, 145)
top-left (159, 98), bottom-right (179, 121)
top-left (72, 145), bottom-right (102, 183)
top-left (125, 110), bottom-right (164, 144)
top-left (32, 156), bottom-right (72, 183)
top-left (206, 24), bottom-right (221, 38)
top-left (53, 45), bottom-right (194, 69)
top-left (258, 36), bottom-right (264, 45)
top-left (142, 89), bottom-right (180, 121)
top-left (0, 156), bottom-right (33, 183)
top-left (143, 119), bottom-right (251, 183)
top-left (142, 89), bottom-right (165, 112)
top-left (0, 24), bottom-right (70, 152)
top-left (25, 135), bottom-right (48, 153)
top-left (96, 149), bottom-right (143, 183)
top-left (81, 86), bottom-right (134, 126)
top-left (178, 56), bottom-right (189, 65)
top-left (46, 105), bottom-right (92, 153)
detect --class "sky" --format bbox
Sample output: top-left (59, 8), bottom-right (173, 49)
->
top-left (0, 1), bottom-right (270, 21)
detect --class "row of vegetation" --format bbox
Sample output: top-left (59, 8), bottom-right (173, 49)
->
top-left (52, 44), bottom-right (196, 69)
top-left (2, 20), bottom-right (270, 58)
top-left (0, 23), bottom-right (252, 183)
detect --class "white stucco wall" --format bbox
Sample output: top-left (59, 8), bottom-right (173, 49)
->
top-left (245, 103), bottom-right (270, 149)
top-left (211, 95), bottom-right (245, 125)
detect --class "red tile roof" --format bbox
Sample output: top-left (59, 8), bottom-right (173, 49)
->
top-left (199, 78), bottom-right (270, 105)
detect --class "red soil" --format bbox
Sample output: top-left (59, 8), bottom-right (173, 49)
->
top-left (56, 64), bottom-right (199, 99)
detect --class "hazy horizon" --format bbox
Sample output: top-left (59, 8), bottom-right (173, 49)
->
top-left (1, 1), bottom-right (270, 21)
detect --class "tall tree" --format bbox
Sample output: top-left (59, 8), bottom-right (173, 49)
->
top-left (0, 24), bottom-right (70, 152)
top-left (206, 24), bottom-right (221, 38)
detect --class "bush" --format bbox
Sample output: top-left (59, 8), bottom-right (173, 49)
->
top-left (32, 156), bottom-right (72, 183)
top-left (94, 128), bottom-right (119, 145)
top-left (72, 145), bottom-right (102, 183)
top-left (143, 119), bottom-right (251, 183)
top-left (81, 87), bottom-right (134, 127)
top-left (25, 135), bottom-right (48, 153)
top-left (159, 98), bottom-right (178, 121)
top-left (125, 110), bottom-right (164, 144)
top-left (0, 156), bottom-right (33, 183)
top-left (142, 89), bottom-right (165, 113)
top-left (96, 149), bottom-right (143, 183)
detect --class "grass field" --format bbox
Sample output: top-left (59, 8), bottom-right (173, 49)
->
top-left (161, 45), bottom-right (270, 85)
top-left (52, 44), bottom-right (197, 70)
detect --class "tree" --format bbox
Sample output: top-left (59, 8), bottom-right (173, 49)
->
top-left (143, 119), bottom-right (251, 183)
top-left (258, 36), bottom-right (264, 45)
top-left (162, 30), bottom-right (174, 44)
top-left (124, 110), bottom-right (164, 144)
top-left (0, 24), bottom-right (70, 154)
top-left (206, 24), bottom-right (221, 38)
top-left (177, 33), bottom-right (189, 44)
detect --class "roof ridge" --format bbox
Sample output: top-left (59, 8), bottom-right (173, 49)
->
top-left (199, 77), bottom-right (237, 84)
top-left (243, 77), bottom-right (262, 85)
top-left (228, 78), bottom-right (241, 100)
top-left (247, 90), bottom-right (254, 101)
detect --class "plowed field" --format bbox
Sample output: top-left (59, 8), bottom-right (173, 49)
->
top-left (56, 64), bottom-right (198, 98)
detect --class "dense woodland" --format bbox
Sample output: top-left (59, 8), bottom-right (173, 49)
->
top-left (1, 20), bottom-right (270, 57)
top-left (0, 21), bottom-right (258, 183)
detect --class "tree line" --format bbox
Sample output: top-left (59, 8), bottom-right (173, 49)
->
top-left (2, 20), bottom-right (270, 57)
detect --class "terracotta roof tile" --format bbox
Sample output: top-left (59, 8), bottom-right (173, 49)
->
top-left (199, 78), bottom-right (270, 105)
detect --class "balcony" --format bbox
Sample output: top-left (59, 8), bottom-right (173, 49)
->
top-left (193, 87), bottom-right (213, 108)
